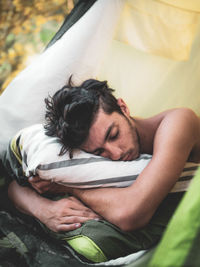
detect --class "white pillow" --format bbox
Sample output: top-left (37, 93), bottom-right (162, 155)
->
top-left (13, 124), bottom-right (199, 192)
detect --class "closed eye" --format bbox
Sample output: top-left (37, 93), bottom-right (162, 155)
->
top-left (109, 130), bottom-right (119, 141)
top-left (94, 148), bottom-right (105, 156)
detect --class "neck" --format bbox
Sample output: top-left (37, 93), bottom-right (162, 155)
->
top-left (132, 117), bottom-right (155, 155)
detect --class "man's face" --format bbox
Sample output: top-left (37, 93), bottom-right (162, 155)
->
top-left (81, 101), bottom-right (140, 161)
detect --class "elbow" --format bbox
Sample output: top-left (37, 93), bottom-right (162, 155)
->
top-left (114, 208), bottom-right (152, 232)
top-left (117, 217), bottom-right (150, 232)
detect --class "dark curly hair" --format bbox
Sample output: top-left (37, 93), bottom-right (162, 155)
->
top-left (44, 77), bottom-right (122, 158)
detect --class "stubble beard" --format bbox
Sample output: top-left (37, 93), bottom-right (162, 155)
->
top-left (128, 117), bottom-right (141, 159)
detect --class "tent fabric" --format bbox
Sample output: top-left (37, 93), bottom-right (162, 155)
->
top-left (97, 1), bottom-right (200, 118)
top-left (0, 212), bottom-right (84, 267)
top-left (149, 168), bottom-right (200, 267)
top-left (114, 0), bottom-right (200, 60)
top-left (158, 0), bottom-right (200, 12)
top-left (46, 0), bottom-right (97, 49)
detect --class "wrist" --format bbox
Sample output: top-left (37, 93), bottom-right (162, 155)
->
top-left (32, 195), bottom-right (52, 222)
top-left (72, 188), bottom-right (84, 197)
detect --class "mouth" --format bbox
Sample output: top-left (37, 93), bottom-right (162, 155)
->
top-left (121, 153), bottom-right (129, 161)
top-left (122, 151), bottom-right (132, 161)
top-left (122, 150), bottom-right (139, 161)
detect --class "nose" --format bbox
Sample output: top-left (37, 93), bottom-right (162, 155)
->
top-left (104, 143), bottom-right (122, 161)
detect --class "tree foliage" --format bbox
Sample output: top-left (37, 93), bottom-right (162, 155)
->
top-left (0, 0), bottom-right (74, 93)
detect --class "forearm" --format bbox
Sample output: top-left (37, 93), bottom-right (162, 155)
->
top-left (73, 186), bottom-right (149, 231)
top-left (8, 180), bottom-right (51, 221)
top-left (8, 181), bottom-right (102, 232)
top-left (72, 144), bottom-right (193, 231)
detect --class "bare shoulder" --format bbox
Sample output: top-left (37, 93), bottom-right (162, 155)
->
top-left (150, 107), bottom-right (198, 122)
top-left (160, 108), bottom-right (200, 133)
top-left (154, 108), bottom-right (200, 157)
top-left (149, 108), bottom-right (200, 132)
top-left (137, 108), bottom-right (200, 155)
top-left (144, 108), bottom-right (200, 139)
top-left (165, 107), bottom-right (199, 119)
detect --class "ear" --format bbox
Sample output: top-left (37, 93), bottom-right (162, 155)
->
top-left (117, 98), bottom-right (130, 116)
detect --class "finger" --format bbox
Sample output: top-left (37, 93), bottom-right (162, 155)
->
top-left (60, 198), bottom-right (102, 219)
top-left (61, 207), bottom-right (101, 219)
top-left (81, 210), bottom-right (102, 219)
top-left (57, 223), bottom-right (82, 232)
top-left (67, 196), bottom-right (90, 207)
top-left (68, 196), bottom-right (82, 203)
top-left (68, 205), bottom-right (102, 219)
top-left (28, 176), bottom-right (42, 183)
top-left (30, 182), bottom-right (51, 190)
top-left (31, 182), bottom-right (52, 194)
top-left (66, 197), bottom-right (93, 211)
top-left (29, 179), bottom-right (51, 188)
top-left (60, 216), bottom-right (100, 226)
top-left (68, 200), bottom-right (101, 217)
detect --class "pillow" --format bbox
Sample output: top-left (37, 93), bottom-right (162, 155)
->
top-left (6, 124), bottom-right (200, 192)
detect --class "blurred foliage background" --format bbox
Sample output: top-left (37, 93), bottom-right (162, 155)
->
top-left (0, 0), bottom-right (76, 94)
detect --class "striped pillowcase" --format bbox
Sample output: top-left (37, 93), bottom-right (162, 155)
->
top-left (17, 124), bottom-right (199, 192)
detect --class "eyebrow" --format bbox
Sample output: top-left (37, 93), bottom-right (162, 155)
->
top-left (91, 122), bottom-right (115, 154)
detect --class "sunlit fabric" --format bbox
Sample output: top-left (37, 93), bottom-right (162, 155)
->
top-left (114, 0), bottom-right (200, 60)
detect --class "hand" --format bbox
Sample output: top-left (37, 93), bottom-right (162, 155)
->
top-left (38, 196), bottom-right (102, 232)
top-left (28, 176), bottom-right (72, 195)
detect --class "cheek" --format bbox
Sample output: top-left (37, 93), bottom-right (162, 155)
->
top-left (125, 130), bottom-right (136, 148)
top-left (118, 133), bottom-right (129, 150)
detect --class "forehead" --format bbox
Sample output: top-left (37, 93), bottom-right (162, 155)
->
top-left (81, 109), bottom-right (119, 151)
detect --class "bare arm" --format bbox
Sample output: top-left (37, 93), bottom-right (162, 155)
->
top-left (8, 180), bottom-right (101, 232)
top-left (72, 109), bottom-right (200, 231)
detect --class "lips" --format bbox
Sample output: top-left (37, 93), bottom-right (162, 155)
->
top-left (122, 150), bottom-right (139, 161)
top-left (131, 151), bottom-right (140, 160)
top-left (122, 152), bottom-right (132, 161)
top-left (127, 153), bottom-right (133, 161)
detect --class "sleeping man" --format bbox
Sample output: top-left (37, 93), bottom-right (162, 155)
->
top-left (7, 78), bottom-right (200, 234)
